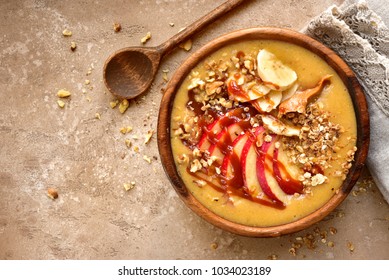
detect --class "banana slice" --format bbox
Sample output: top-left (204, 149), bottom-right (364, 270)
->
top-left (261, 114), bottom-right (300, 137)
top-left (226, 74), bottom-right (271, 102)
top-left (251, 90), bottom-right (282, 113)
top-left (257, 49), bottom-right (297, 91)
top-left (281, 82), bottom-right (299, 102)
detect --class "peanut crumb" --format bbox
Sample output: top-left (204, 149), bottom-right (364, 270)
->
top-left (267, 254), bottom-right (278, 260)
top-left (162, 69), bottom-right (169, 82)
top-left (125, 139), bottom-right (132, 148)
top-left (123, 182), bottom-right (135, 191)
top-left (179, 39), bottom-right (192, 51)
top-left (62, 29), bottom-right (72, 37)
top-left (119, 99), bottom-right (130, 114)
top-left (57, 89), bottom-right (71, 98)
top-left (143, 155), bottom-right (152, 163)
top-left (141, 32), bottom-right (151, 44)
top-left (57, 100), bottom-right (65, 108)
top-left (144, 130), bottom-right (154, 144)
top-left (110, 100), bottom-right (119, 109)
top-left (70, 41), bottom-right (77, 51)
top-left (347, 241), bottom-right (355, 252)
top-left (47, 188), bottom-right (58, 200)
top-left (113, 22), bottom-right (122, 32)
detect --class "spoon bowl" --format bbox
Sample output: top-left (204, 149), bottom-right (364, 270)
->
top-left (103, 47), bottom-right (161, 99)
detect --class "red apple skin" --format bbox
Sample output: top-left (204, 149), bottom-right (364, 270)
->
top-left (197, 108), bottom-right (246, 151)
top-left (256, 139), bottom-right (281, 202)
top-left (241, 126), bottom-right (265, 196)
top-left (273, 148), bottom-right (303, 194)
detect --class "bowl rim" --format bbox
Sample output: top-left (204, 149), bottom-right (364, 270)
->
top-left (157, 27), bottom-right (369, 237)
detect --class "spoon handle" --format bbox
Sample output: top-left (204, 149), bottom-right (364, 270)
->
top-left (157, 0), bottom-right (246, 56)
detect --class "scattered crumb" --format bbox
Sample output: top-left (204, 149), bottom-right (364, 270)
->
top-left (134, 146), bottom-right (139, 153)
top-left (70, 41), bottom-right (77, 51)
top-left (95, 113), bottom-right (101, 120)
top-left (119, 99), bottom-right (130, 114)
top-left (143, 155), bottom-right (152, 163)
top-left (110, 100), bottom-right (119, 108)
top-left (327, 241), bottom-right (335, 247)
top-left (113, 22), bottom-right (122, 32)
top-left (210, 242), bottom-right (218, 250)
top-left (288, 247), bottom-right (297, 256)
top-left (85, 79), bottom-right (90, 85)
top-left (141, 32), bottom-right (151, 44)
top-left (57, 100), bottom-right (65, 108)
top-left (179, 39), bottom-right (192, 51)
top-left (162, 69), bottom-right (169, 82)
top-left (169, 22), bottom-right (175, 27)
top-left (144, 130), bottom-right (154, 144)
top-left (82, 88), bottom-right (87, 94)
top-left (123, 182), bottom-right (135, 191)
top-left (347, 241), bottom-right (355, 253)
top-left (57, 89), bottom-right (71, 98)
top-left (125, 139), bottom-right (132, 148)
top-left (267, 254), bottom-right (278, 260)
top-left (120, 126), bottom-right (133, 134)
top-left (47, 188), bottom-right (58, 199)
top-left (62, 29), bottom-right (72, 37)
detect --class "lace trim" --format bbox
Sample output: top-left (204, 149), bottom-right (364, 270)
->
top-left (305, 0), bottom-right (389, 116)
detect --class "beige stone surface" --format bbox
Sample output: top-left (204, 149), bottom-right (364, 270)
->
top-left (0, 0), bottom-right (388, 260)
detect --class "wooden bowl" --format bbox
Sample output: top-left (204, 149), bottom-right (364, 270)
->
top-left (157, 27), bottom-right (369, 237)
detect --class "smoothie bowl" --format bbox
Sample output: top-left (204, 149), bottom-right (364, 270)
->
top-left (157, 28), bottom-right (369, 237)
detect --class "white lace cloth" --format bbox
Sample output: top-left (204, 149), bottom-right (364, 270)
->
top-left (305, 0), bottom-right (389, 203)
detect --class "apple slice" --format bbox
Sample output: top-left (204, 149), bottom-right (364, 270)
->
top-left (256, 137), bottom-right (290, 204)
top-left (241, 126), bottom-right (266, 197)
top-left (221, 133), bottom-right (248, 186)
top-left (197, 108), bottom-right (245, 151)
top-left (273, 145), bottom-right (303, 194)
top-left (208, 121), bottom-right (250, 164)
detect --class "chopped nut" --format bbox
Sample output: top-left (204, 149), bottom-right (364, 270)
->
top-left (57, 100), bottom-right (65, 108)
top-left (119, 99), bottom-right (130, 114)
top-left (47, 188), bottom-right (58, 199)
top-left (125, 139), bottom-right (132, 148)
top-left (123, 183), bottom-right (134, 191)
top-left (347, 241), bottom-right (355, 252)
top-left (329, 227), bottom-right (337, 235)
top-left (141, 32), bottom-right (151, 44)
top-left (95, 113), bottom-right (101, 120)
top-left (120, 126), bottom-right (133, 134)
top-left (179, 39), bottom-right (192, 51)
top-left (210, 242), bottom-right (218, 250)
top-left (169, 22), bottom-right (175, 27)
top-left (268, 254), bottom-right (278, 260)
top-left (70, 41), bottom-right (77, 51)
top-left (143, 155), bottom-right (152, 163)
top-left (134, 146), bottom-right (139, 153)
top-left (113, 22), bottom-right (122, 32)
top-left (327, 241), bottom-right (335, 247)
top-left (62, 29), bottom-right (72, 37)
top-left (57, 89), bottom-right (71, 98)
top-left (144, 130), bottom-right (154, 144)
top-left (85, 79), bottom-right (90, 85)
top-left (162, 69), bottom-right (169, 82)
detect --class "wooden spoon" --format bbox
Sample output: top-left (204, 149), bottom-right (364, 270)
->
top-left (103, 0), bottom-right (245, 99)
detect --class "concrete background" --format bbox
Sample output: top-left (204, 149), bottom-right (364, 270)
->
top-left (0, 0), bottom-right (388, 259)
